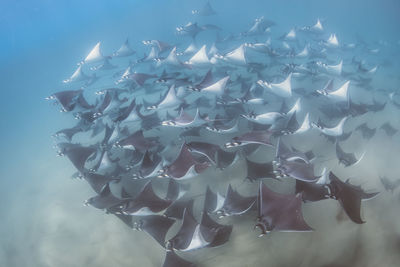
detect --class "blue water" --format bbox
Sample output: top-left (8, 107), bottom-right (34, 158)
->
top-left (1, 0), bottom-right (400, 266)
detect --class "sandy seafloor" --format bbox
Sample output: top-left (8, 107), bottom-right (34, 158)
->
top-left (0, 0), bottom-right (400, 266)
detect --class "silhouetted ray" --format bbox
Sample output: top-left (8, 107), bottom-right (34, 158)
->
top-left (203, 186), bottom-right (225, 214)
top-left (355, 122), bottom-right (376, 140)
top-left (245, 159), bottom-right (275, 181)
top-left (256, 182), bottom-right (313, 235)
top-left (192, 1), bottom-right (216, 16)
top-left (133, 150), bottom-right (162, 179)
top-left (179, 126), bottom-right (202, 138)
top-left (192, 69), bottom-right (214, 90)
top-left (122, 181), bottom-right (172, 215)
top-left (111, 99), bottom-right (140, 123)
top-left (225, 131), bottom-right (273, 148)
top-left (200, 212), bottom-right (232, 247)
top-left (275, 158), bottom-right (319, 182)
top-left (217, 185), bottom-right (256, 216)
top-left (215, 149), bottom-right (240, 169)
top-left (116, 130), bottom-right (157, 152)
top-left (166, 178), bottom-right (190, 201)
top-left (53, 126), bottom-right (82, 141)
top-left (168, 208), bottom-right (212, 251)
top-left (347, 99), bottom-right (370, 117)
top-left (380, 122), bottom-right (398, 137)
top-left (46, 89), bottom-right (82, 112)
top-left (245, 16), bottom-right (275, 35)
top-left (187, 142), bottom-right (219, 164)
top-left (367, 99), bottom-right (386, 112)
top-left (379, 176), bottom-right (400, 193)
top-left (83, 172), bottom-right (118, 194)
top-left (176, 22), bottom-right (205, 39)
top-left (129, 72), bottom-right (157, 86)
top-left (136, 215), bottom-right (175, 247)
top-left (295, 179), bottom-right (331, 202)
top-left (335, 142), bottom-right (365, 167)
top-left (96, 91), bottom-right (112, 114)
top-left (61, 144), bottom-right (96, 172)
top-left (86, 183), bottom-right (125, 210)
top-left (137, 108), bottom-right (163, 130)
top-left (242, 143), bottom-right (262, 156)
top-left (323, 131), bottom-right (352, 144)
top-left (329, 172), bottom-right (378, 224)
top-left (164, 199), bottom-right (194, 220)
top-left (91, 150), bottom-right (119, 175)
top-left (113, 39), bottom-right (135, 57)
top-left (282, 111), bottom-right (300, 134)
top-left (114, 214), bottom-right (134, 228)
top-left (159, 143), bottom-right (209, 179)
top-left (205, 119), bottom-right (239, 134)
top-left (275, 138), bottom-right (312, 163)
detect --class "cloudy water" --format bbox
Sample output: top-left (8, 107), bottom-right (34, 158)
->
top-left (1, 0), bottom-right (400, 266)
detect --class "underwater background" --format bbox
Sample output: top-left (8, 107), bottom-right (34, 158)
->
top-left (1, 0), bottom-right (400, 266)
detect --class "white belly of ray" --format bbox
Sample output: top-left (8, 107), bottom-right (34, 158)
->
top-left (249, 20), bottom-right (261, 33)
top-left (143, 162), bottom-right (163, 178)
top-left (224, 44), bottom-right (246, 64)
top-left (282, 41), bottom-right (291, 50)
top-left (189, 45), bottom-right (210, 65)
top-left (63, 65), bottom-right (88, 83)
top-left (206, 121), bottom-right (238, 134)
top-left (208, 43), bottom-right (218, 56)
top-left (286, 29), bottom-right (296, 40)
top-left (312, 19), bottom-right (323, 31)
top-left (368, 66), bottom-right (378, 74)
top-left (97, 152), bottom-right (115, 175)
top-left (184, 43), bottom-right (197, 54)
top-left (160, 47), bottom-right (180, 66)
top-left (128, 207), bottom-right (160, 216)
top-left (172, 164), bottom-right (200, 180)
top-left (175, 110), bottom-right (204, 127)
top-left (103, 99), bottom-right (120, 114)
top-left (214, 193), bottom-right (226, 212)
top-left (247, 98), bottom-right (264, 105)
top-left (327, 34), bottom-right (339, 47)
top-left (354, 151), bottom-right (366, 166)
top-left (122, 109), bottom-right (140, 123)
top-left (270, 73), bottom-right (292, 98)
top-left (297, 45), bottom-right (309, 57)
top-left (146, 47), bottom-right (158, 61)
top-left (325, 60), bottom-right (343, 75)
top-left (320, 117), bottom-right (347, 136)
top-left (316, 168), bottom-right (328, 184)
top-left (202, 76), bottom-right (229, 96)
top-left (181, 224), bottom-right (210, 251)
top-left (287, 98), bottom-right (301, 116)
top-left (84, 42), bottom-right (104, 64)
top-left (116, 66), bottom-right (132, 83)
top-left (252, 112), bottom-right (282, 124)
top-left (115, 40), bottom-right (134, 57)
top-left (294, 113), bottom-right (311, 134)
top-left (328, 80), bottom-right (349, 101)
top-left (158, 86), bottom-right (180, 109)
